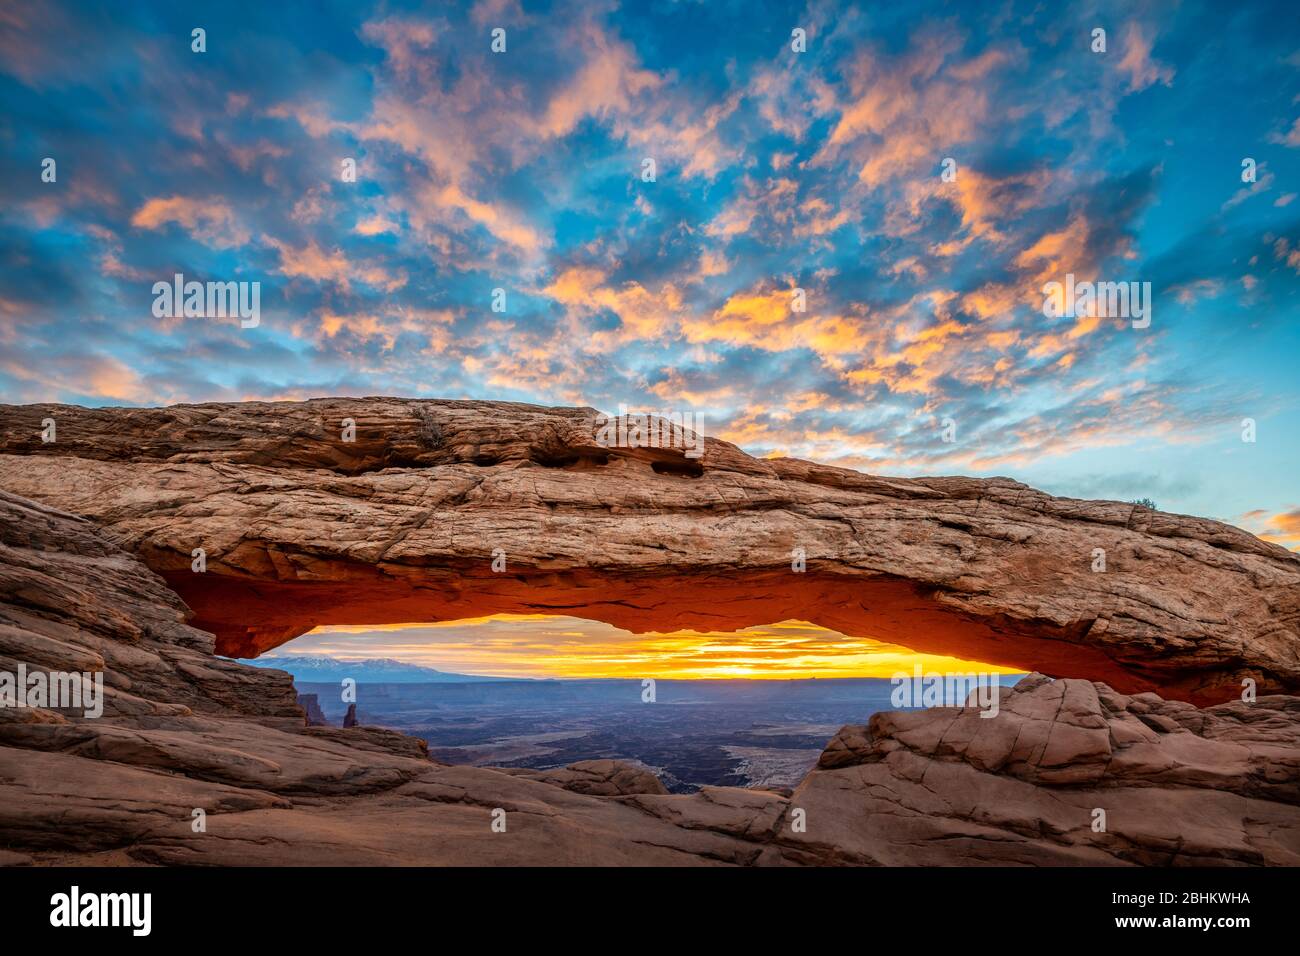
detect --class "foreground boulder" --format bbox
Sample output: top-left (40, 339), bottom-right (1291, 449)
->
top-left (795, 674), bottom-right (1300, 865)
top-left (500, 760), bottom-right (670, 796)
top-left (2, 398), bottom-right (1299, 704)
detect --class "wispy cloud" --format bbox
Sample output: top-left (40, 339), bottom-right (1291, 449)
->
top-left (1, 0), bottom-right (1297, 532)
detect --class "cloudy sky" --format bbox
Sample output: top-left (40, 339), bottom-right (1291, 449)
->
top-left (2, 1), bottom-right (1298, 673)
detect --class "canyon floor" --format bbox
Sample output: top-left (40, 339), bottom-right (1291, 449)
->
top-left (2, 399), bottom-right (1299, 865)
top-left (290, 674), bottom-right (1027, 792)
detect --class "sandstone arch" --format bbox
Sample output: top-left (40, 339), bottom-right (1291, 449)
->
top-left (2, 397), bottom-right (1298, 705)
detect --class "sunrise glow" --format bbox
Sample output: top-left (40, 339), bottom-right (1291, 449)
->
top-left (288, 615), bottom-right (1024, 680)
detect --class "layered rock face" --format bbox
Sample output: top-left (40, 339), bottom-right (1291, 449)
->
top-left (1, 495), bottom-right (1296, 865)
top-left (3, 398), bottom-right (1299, 704)
top-left (1, 398), bottom-right (1298, 866)
top-left (802, 675), bottom-right (1300, 865)
top-left (0, 492), bottom-right (785, 865)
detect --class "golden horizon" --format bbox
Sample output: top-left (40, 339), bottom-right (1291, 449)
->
top-left (289, 615), bottom-right (1024, 681)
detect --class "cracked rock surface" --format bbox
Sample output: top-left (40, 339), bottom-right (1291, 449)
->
top-left (0, 399), bottom-right (1298, 865)
top-left (2, 398), bottom-right (1299, 704)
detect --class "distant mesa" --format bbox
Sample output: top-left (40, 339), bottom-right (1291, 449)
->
top-left (296, 693), bottom-right (328, 726)
top-left (244, 654), bottom-right (509, 684)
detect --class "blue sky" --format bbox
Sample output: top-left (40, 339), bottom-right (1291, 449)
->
top-left (2, 0), bottom-right (1298, 547)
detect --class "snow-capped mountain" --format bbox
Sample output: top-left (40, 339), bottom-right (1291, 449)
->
top-left (236, 655), bottom-right (510, 683)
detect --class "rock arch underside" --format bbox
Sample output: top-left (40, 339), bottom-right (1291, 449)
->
top-left (1, 397), bottom-right (1299, 866)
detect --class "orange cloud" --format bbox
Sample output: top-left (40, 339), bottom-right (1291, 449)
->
top-left (815, 31), bottom-right (1014, 190)
top-left (269, 238), bottom-right (407, 292)
top-left (354, 214), bottom-right (400, 236)
top-left (1243, 508), bottom-right (1300, 551)
top-left (1117, 23), bottom-right (1175, 93)
top-left (305, 307), bottom-right (454, 352)
top-left (543, 266), bottom-right (682, 347)
top-left (1, 353), bottom-right (152, 404)
top-left (433, 183), bottom-right (545, 254)
top-left (131, 196), bottom-right (249, 248)
top-left (536, 24), bottom-right (660, 138)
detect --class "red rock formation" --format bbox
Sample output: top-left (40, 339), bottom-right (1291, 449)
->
top-left (0, 481), bottom-right (1297, 866)
top-left (0, 491), bottom-right (777, 865)
top-left (2, 398), bottom-right (1298, 704)
top-left (501, 759), bottom-right (670, 796)
top-left (795, 675), bottom-right (1300, 865)
top-left (297, 694), bottom-right (327, 727)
